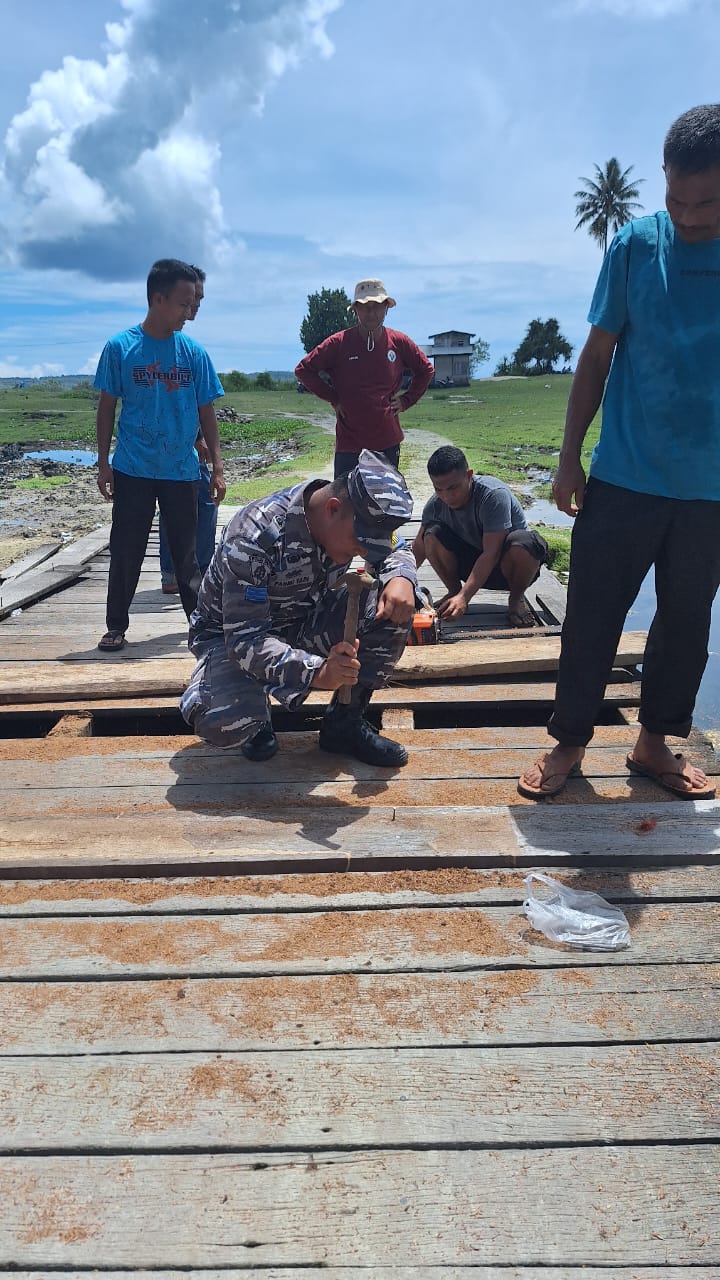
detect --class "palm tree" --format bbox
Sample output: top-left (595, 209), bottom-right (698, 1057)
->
top-left (574, 158), bottom-right (644, 254)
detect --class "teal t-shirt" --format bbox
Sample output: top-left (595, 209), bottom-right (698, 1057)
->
top-left (588, 211), bottom-right (720, 500)
top-left (94, 325), bottom-right (224, 481)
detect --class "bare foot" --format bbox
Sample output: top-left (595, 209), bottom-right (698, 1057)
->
top-left (507, 593), bottom-right (536, 628)
top-left (518, 745), bottom-right (585, 799)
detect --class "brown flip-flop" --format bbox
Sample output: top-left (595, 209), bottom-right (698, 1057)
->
top-left (517, 757), bottom-right (581, 800)
top-left (626, 753), bottom-right (716, 800)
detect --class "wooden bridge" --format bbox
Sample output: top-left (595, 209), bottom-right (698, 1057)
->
top-left (0, 516), bottom-right (718, 1274)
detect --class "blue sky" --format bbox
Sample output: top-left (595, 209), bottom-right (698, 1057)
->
top-left (0, 0), bottom-right (717, 378)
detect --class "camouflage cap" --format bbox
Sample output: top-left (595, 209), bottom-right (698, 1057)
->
top-left (346, 449), bottom-right (413, 565)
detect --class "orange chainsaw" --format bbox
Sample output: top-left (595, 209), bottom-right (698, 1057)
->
top-left (407, 587), bottom-right (441, 645)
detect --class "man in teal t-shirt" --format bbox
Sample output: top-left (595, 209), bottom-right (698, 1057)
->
top-left (519, 104), bottom-right (720, 801)
top-left (94, 258), bottom-right (226, 651)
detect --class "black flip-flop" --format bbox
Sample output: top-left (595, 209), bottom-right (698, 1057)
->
top-left (97, 631), bottom-right (126, 652)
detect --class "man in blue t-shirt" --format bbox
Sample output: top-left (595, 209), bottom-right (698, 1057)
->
top-left (412, 446), bottom-right (548, 626)
top-left (94, 258), bottom-right (226, 651)
top-left (157, 265), bottom-right (219, 594)
top-left (519, 104), bottom-right (720, 801)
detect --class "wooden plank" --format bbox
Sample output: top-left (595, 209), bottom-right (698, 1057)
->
top-left (46, 713), bottom-right (93, 738)
top-left (2, 771), bottom-right (716, 822)
top-left (0, 1146), bottom-right (716, 1266)
top-left (0, 722), bottom-right (649, 752)
top-left (0, 633), bottom-right (647, 702)
top-left (49, 526), bottom-right (111, 566)
top-left (0, 676), bottom-right (642, 713)
top-left (0, 541), bottom-right (62, 581)
top-left (0, 901), bottom-right (715, 978)
top-left (527, 563), bottom-right (566, 622)
top-left (5, 1272), bottom-right (720, 1280)
top-left (4, 794), bottom-right (720, 876)
top-left (0, 565), bottom-right (89, 621)
top-left (382, 707), bottom-right (415, 729)
top-left (1, 1042), bottom-right (716, 1150)
top-left (1, 739), bottom-right (714, 790)
top-left (1, 864), bottom-right (718, 915)
top-left (394, 631), bottom-right (646, 680)
top-left (0, 964), bottom-right (716, 1053)
top-left (5, 1273), bottom-right (719, 1280)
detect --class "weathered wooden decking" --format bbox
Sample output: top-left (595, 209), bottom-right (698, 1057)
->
top-left (0, 520), bottom-right (718, 1274)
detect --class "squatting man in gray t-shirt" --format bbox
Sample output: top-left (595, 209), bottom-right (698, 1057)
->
top-left (411, 446), bottom-right (548, 626)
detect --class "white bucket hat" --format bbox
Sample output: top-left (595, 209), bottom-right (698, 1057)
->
top-left (352, 278), bottom-right (396, 307)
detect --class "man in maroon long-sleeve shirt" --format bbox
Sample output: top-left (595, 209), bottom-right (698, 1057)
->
top-left (295, 278), bottom-right (434, 477)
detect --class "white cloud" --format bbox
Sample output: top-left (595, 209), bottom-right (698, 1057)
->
top-left (0, 358), bottom-right (65, 378)
top-left (79, 351), bottom-right (102, 375)
top-left (568, 0), bottom-right (698, 14)
top-left (1, 0), bottom-right (342, 280)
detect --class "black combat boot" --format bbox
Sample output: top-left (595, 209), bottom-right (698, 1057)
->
top-left (319, 685), bottom-right (408, 767)
top-left (241, 723), bottom-right (278, 762)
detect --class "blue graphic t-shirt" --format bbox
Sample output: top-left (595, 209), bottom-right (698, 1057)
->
top-left (588, 211), bottom-right (720, 500)
top-left (94, 325), bottom-right (224, 481)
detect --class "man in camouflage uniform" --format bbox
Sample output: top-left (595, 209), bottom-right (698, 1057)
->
top-left (181, 450), bottom-right (417, 766)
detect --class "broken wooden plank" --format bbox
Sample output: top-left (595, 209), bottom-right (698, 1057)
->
top-left (529, 564), bottom-right (568, 624)
top-left (0, 541), bottom-right (62, 581)
top-left (49, 525), bottom-right (111, 566)
top-left (46, 713), bottom-right (93, 738)
top-left (0, 565), bottom-right (89, 621)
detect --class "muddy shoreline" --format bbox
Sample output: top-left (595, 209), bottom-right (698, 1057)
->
top-left (0, 438), bottom-right (304, 574)
top-left (0, 424), bottom-right (452, 575)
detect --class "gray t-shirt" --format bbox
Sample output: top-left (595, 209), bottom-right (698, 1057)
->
top-left (421, 475), bottom-right (527, 549)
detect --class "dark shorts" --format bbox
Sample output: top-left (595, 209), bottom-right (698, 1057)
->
top-left (334, 445), bottom-right (401, 478)
top-left (424, 523), bottom-right (548, 590)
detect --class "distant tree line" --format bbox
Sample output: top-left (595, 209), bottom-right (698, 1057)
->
top-left (220, 370), bottom-right (277, 391)
top-left (494, 318), bottom-right (573, 377)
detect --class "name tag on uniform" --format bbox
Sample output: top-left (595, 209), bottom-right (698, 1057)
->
top-left (245, 585), bottom-right (269, 602)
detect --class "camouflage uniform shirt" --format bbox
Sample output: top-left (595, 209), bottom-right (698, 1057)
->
top-left (188, 479), bottom-right (417, 710)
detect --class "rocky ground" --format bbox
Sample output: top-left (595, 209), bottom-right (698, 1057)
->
top-left (0, 425), bottom-right (451, 575)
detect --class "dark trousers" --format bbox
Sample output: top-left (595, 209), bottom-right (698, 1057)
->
top-left (334, 445), bottom-right (401, 478)
top-left (549, 478), bottom-right (720, 747)
top-left (159, 461), bottom-right (217, 580)
top-left (106, 469), bottom-right (200, 633)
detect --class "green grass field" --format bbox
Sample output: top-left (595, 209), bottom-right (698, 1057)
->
top-left (1, 376), bottom-right (591, 576)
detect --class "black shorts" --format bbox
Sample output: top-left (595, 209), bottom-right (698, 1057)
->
top-left (424, 523), bottom-right (548, 590)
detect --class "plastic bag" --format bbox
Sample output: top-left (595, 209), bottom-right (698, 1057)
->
top-left (523, 872), bottom-right (631, 951)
